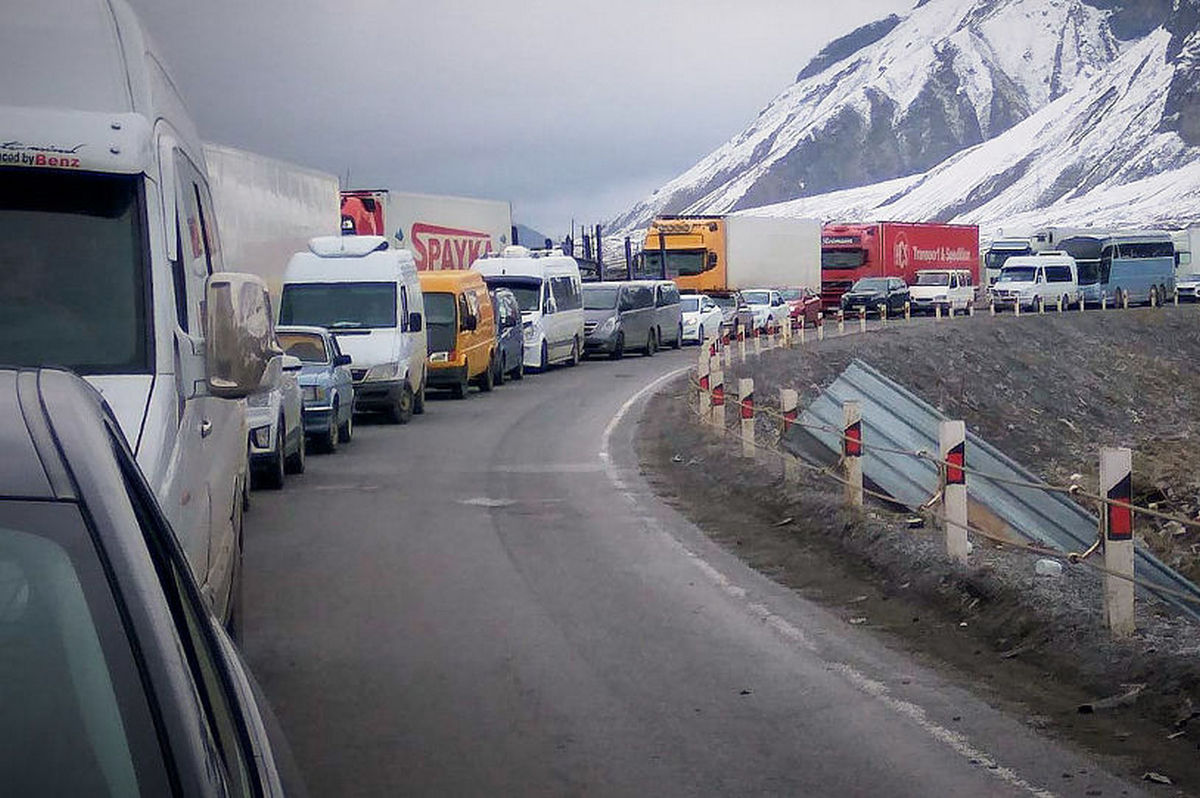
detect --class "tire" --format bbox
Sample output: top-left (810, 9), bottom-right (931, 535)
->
top-left (477, 355), bottom-right (495, 392)
top-left (253, 420), bottom-right (286, 490)
top-left (389, 382), bottom-right (416, 420)
top-left (413, 377), bottom-right (427, 415)
top-left (538, 341), bottom-right (549, 372)
top-left (495, 353), bottom-right (506, 386)
top-left (450, 371), bottom-right (469, 400)
top-left (609, 332), bottom-right (625, 360)
top-left (318, 401), bottom-right (340, 453)
top-left (567, 338), bottom-right (580, 367)
top-left (338, 400), bottom-right (353, 443)
top-left (284, 424), bottom-right (306, 474)
top-left (697, 324), bottom-right (704, 346)
top-left (512, 351), bottom-right (525, 380)
top-left (672, 323), bottom-right (682, 349)
top-left (643, 328), bottom-right (656, 357)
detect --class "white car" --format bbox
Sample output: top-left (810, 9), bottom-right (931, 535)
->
top-left (248, 355), bottom-right (305, 489)
top-left (1177, 273), bottom-right (1200, 301)
top-left (680, 293), bottom-right (724, 344)
top-left (740, 289), bottom-right (788, 332)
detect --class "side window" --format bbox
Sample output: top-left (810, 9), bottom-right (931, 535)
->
top-left (172, 152), bottom-right (214, 335)
top-left (618, 288), bottom-right (633, 312)
top-left (111, 428), bottom-right (255, 796)
top-left (634, 286), bottom-right (654, 309)
top-left (458, 293), bottom-right (471, 330)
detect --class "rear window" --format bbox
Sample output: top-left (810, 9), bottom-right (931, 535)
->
top-left (277, 332), bottom-right (328, 363)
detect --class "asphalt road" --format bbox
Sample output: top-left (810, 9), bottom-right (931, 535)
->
top-left (243, 344), bottom-right (1145, 797)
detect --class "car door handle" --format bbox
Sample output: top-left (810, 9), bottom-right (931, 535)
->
top-left (200, 419), bottom-right (213, 439)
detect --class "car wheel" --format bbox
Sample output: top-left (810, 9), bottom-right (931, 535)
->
top-left (390, 382), bottom-right (416, 420)
top-left (610, 332), bottom-right (625, 360)
top-left (495, 353), bottom-right (506, 386)
top-left (672, 323), bottom-right (682, 349)
top-left (538, 341), bottom-right (549, 372)
top-left (318, 401), bottom-right (340, 453)
top-left (697, 324), bottom-right (704, 346)
top-left (338, 400), bottom-right (353, 443)
top-left (643, 329), bottom-right (656, 356)
top-left (512, 351), bottom-right (525, 380)
top-left (478, 355), bottom-right (495, 392)
top-left (253, 419), bottom-right (286, 490)
top-left (284, 424), bottom-right (305, 474)
top-left (567, 338), bottom-right (580, 367)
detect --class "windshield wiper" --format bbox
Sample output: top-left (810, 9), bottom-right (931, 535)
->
top-left (329, 320), bottom-right (364, 329)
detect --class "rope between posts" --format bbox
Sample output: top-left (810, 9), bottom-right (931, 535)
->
top-left (684, 390), bottom-right (1200, 607)
top-left (688, 368), bottom-right (1200, 534)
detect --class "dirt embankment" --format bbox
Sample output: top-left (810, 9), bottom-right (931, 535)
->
top-left (637, 307), bottom-right (1200, 791)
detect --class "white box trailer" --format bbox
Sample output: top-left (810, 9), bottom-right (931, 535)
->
top-left (341, 189), bottom-right (513, 271)
top-left (1173, 227), bottom-right (1200, 274)
top-left (725, 213), bottom-right (822, 290)
top-left (204, 143), bottom-right (341, 298)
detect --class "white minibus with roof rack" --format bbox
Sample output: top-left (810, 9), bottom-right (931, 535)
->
top-left (473, 245), bottom-right (584, 370)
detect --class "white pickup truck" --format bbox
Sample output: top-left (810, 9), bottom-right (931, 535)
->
top-left (0, 0), bottom-right (281, 623)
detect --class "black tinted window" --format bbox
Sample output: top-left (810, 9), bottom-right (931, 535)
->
top-left (1045, 265), bottom-right (1072, 283)
top-left (630, 286), bottom-right (654, 309)
top-left (550, 276), bottom-right (582, 311)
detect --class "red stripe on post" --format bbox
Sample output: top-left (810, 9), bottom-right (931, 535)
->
top-left (740, 393), bottom-right (754, 420)
top-left (783, 408), bottom-right (798, 434)
top-left (699, 374), bottom-right (709, 391)
top-left (843, 421), bottom-right (862, 458)
top-left (945, 441), bottom-right (965, 485)
top-left (712, 385), bottom-right (724, 407)
top-left (1107, 473), bottom-right (1133, 540)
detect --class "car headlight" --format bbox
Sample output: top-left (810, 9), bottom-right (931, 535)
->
top-left (597, 316), bottom-right (617, 335)
top-left (364, 362), bottom-right (401, 382)
top-left (250, 424), bottom-right (272, 448)
top-left (247, 390), bottom-right (271, 408)
top-left (523, 320), bottom-right (540, 340)
top-left (303, 385), bottom-right (325, 402)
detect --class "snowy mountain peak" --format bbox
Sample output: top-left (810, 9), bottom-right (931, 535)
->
top-left (610, 0), bottom-right (1129, 234)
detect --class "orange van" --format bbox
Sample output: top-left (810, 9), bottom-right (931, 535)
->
top-left (418, 270), bottom-right (497, 399)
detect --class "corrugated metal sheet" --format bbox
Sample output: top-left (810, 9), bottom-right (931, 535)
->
top-left (786, 359), bottom-right (1200, 617)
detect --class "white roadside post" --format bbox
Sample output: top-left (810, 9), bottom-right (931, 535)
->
top-left (939, 420), bottom-right (969, 564)
top-left (879, 302), bottom-right (888, 326)
top-left (1174, 288), bottom-right (1180, 307)
top-left (859, 306), bottom-right (867, 334)
top-left (1080, 294), bottom-right (1086, 314)
top-left (1101, 447), bottom-right (1136, 638)
top-left (904, 301), bottom-right (911, 322)
top-left (753, 325), bottom-right (762, 357)
top-left (843, 401), bottom-right (863, 508)
top-left (989, 299), bottom-right (996, 316)
top-left (797, 317), bottom-right (806, 346)
top-left (1014, 298), bottom-right (1021, 317)
top-left (1057, 295), bottom-right (1063, 313)
top-left (837, 309), bottom-right (846, 336)
top-left (780, 388), bottom-right (800, 482)
top-left (1123, 291), bottom-right (1130, 310)
top-left (935, 303), bottom-right (942, 322)
top-left (739, 378), bottom-right (755, 459)
top-left (817, 312), bottom-right (825, 341)
top-left (1102, 293), bottom-right (1108, 311)
top-left (709, 369), bottom-right (725, 429)
top-left (697, 350), bottom-right (711, 424)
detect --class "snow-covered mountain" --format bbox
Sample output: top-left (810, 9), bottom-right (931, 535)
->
top-left (609, 0), bottom-right (1200, 238)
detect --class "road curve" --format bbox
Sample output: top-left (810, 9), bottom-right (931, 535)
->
top-left (243, 347), bottom-right (1143, 797)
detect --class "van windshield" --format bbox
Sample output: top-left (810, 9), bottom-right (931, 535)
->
top-left (279, 283), bottom-right (396, 328)
top-left (997, 267), bottom-right (1035, 283)
top-left (583, 288), bottom-right (619, 310)
top-left (423, 293), bottom-right (456, 354)
top-left (0, 170), bottom-right (149, 374)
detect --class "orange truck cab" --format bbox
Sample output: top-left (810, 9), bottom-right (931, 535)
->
top-left (418, 270), bottom-right (497, 399)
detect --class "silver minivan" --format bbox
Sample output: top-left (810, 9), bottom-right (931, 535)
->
top-left (583, 282), bottom-right (659, 358)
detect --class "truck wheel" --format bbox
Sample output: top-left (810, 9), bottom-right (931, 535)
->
top-left (390, 383), bottom-right (416, 420)
top-left (338, 401), bottom-right (354, 443)
top-left (284, 427), bottom-right (306, 475)
top-left (610, 332), bottom-right (625, 360)
top-left (478, 355), bottom-right (495, 392)
top-left (413, 378), bottom-right (426, 415)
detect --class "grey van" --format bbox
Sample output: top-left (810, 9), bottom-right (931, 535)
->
top-left (583, 281), bottom-right (659, 358)
top-left (652, 281), bottom-right (684, 350)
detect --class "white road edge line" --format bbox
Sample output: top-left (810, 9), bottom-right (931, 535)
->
top-left (597, 363), bottom-right (1057, 798)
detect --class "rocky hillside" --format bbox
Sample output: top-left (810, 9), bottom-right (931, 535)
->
top-left (609, 0), bottom-right (1199, 237)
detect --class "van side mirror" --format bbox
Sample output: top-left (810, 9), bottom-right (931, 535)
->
top-left (205, 273), bottom-right (282, 398)
top-left (408, 312), bottom-right (423, 332)
top-left (334, 353), bottom-right (352, 366)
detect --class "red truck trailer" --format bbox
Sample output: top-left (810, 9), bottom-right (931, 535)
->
top-left (820, 222), bottom-right (980, 309)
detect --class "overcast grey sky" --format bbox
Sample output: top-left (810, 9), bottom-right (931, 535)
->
top-left (128, 0), bottom-right (909, 237)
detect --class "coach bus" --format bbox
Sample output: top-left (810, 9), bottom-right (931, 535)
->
top-left (1058, 232), bottom-right (1175, 307)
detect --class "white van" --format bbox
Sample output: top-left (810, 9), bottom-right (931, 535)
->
top-left (909, 269), bottom-right (975, 315)
top-left (0, 0), bottom-right (279, 620)
top-left (473, 246), bottom-right (585, 370)
top-left (280, 236), bottom-right (428, 423)
top-left (990, 254), bottom-right (1080, 311)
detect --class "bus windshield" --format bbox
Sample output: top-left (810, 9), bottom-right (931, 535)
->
top-left (998, 267), bottom-right (1036, 283)
top-left (0, 170), bottom-right (150, 374)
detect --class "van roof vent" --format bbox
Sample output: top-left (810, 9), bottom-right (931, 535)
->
top-left (501, 245), bottom-right (532, 258)
top-left (309, 235), bottom-right (388, 257)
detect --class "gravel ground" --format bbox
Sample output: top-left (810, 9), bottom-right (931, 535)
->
top-left (637, 306), bottom-right (1200, 792)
